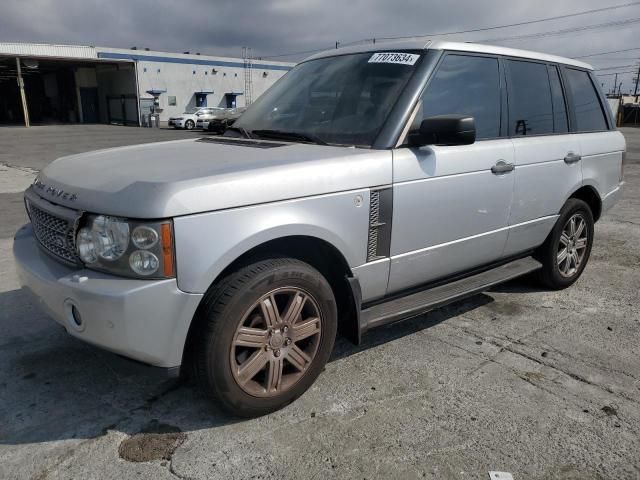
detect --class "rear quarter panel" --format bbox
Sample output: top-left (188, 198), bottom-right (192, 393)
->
top-left (580, 130), bottom-right (626, 204)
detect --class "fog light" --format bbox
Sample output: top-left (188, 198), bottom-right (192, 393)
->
top-left (129, 250), bottom-right (159, 276)
top-left (64, 299), bottom-right (85, 332)
top-left (71, 305), bottom-right (83, 327)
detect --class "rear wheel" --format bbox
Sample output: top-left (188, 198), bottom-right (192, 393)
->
top-left (193, 257), bottom-right (337, 417)
top-left (535, 198), bottom-right (594, 289)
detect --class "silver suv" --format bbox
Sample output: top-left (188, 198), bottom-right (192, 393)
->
top-left (14, 41), bottom-right (626, 417)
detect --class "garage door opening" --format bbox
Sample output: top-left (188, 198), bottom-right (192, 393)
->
top-left (0, 56), bottom-right (138, 127)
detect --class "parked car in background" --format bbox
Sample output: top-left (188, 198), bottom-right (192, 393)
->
top-left (194, 107), bottom-right (229, 130)
top-left (14, 41), bottom-right (625, 418)
top-left (207, 107), bottom-right (246, 134)
top-left (169, 107), bottom-right (223, 130)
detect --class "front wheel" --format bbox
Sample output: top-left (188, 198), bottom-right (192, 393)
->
top-left (184, 120), bottom-right (195, 130)
top-left (193, 257), bottom-right (337, 417)
top-left (535, 198), bottom-right (594, 289)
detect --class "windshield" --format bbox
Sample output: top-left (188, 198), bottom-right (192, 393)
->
top-left (233, 51), bottom-right (421, 147)
top-left (185, 108), bottom-right (200, 114)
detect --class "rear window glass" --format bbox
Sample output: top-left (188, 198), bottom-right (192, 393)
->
top-left (564, 69), bottom-right (608, 132)
top-left (506, 60), bottom-right (554, 136)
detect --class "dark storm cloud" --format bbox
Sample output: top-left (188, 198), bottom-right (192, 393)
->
top-left (1, 0), bottom-right (638, 90)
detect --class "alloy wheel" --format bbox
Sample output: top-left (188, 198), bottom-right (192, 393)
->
top-left (230, 287), bottom-right (322, 397)
top-left (557, 213), bottom-right (588, 278)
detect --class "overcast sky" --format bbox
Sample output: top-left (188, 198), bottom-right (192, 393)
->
top-left (1, 0), bottom-right (638, 92)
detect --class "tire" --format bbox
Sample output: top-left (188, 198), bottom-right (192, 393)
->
top-left (535, 198), bottom-right (594, 290)
top-left (193, 257), bottom-right (337, 417)
top-left (184, 120), bottom-right (195, 130)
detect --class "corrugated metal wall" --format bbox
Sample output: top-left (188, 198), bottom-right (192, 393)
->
top-left (0, 43), bottom-right (97, 59)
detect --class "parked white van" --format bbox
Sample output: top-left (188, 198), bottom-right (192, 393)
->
top-left (14, 41), bottom-right (625, 416)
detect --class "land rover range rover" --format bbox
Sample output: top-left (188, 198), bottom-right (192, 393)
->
top-left (14, 40), bottom-right (625, 416)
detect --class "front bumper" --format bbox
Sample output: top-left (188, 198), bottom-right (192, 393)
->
top-left (13, 224), bottom-right (202, 368)
top-left (169, 119), bottom-right (185, 128)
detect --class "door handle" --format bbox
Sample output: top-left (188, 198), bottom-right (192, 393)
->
top-left (491, 161), bottom-right (515, 174)
top-left (564, 152), bottom-right (582, 164)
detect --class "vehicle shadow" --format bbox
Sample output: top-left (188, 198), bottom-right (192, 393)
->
top-left (0, 286), bottom-right (495, 446)
top-left (489, 273), bottom-right (545, 294)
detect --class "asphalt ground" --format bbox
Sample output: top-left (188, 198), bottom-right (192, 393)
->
top-left (0, 125), bottom-right (638, 480)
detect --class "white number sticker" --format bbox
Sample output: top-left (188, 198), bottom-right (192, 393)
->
top-left (368, 52), bottom-right (420, 65)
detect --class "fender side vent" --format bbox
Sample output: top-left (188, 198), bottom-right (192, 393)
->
top-left (366, 187), bottom-right (392, 261)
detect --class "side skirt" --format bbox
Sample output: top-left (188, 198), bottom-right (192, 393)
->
top-left (354, 256), bottom-right (541, 338)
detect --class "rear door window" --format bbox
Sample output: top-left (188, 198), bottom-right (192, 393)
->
top-left (420, 54), bottom-right (501, 140)
top-left (564, 68), bottom-right (608, 132)
top-left (506, 60), bottom-right (554, 136)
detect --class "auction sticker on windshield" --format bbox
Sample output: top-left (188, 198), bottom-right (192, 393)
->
top-left (368, 52), bottom-right (420, 65)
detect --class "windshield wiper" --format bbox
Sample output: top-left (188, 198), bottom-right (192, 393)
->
top-left (251, 129), bottom-right (328, 146)
top-left (224, 125), bottom-right (252, 139)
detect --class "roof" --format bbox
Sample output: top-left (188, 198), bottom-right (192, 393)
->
top-left (0, 42), bottom-right (294, 71)
top-left (0, 42), bottom-right (98, 59)
top-left (304, 39), bottom-right (593, 70)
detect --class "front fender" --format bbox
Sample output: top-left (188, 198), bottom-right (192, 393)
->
top-left (173, 189), bottom-right (371, 294)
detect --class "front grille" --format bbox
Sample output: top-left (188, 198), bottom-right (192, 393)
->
top-left (27, 200), bottom-right (79, 264)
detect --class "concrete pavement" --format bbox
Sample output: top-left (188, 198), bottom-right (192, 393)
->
top-left (0, 125), bottom-right (638, 480)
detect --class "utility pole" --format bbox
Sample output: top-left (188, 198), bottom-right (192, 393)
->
top-left (16, 57), bottom-right (30, 127)
top-left (613, 73), bottom-right (618, 95)
top-left (633, 63), bottom-right (640, 102)
top-left (242, 47), bottom-right (253, 107)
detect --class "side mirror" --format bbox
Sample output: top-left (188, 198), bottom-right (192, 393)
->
top-left (408, 115), bottom-right (476, 147)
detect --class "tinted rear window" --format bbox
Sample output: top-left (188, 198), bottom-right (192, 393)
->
top-left (564, 69), bottom-right (608, 132)
top-left (506, 60), bottom-right (554, 136)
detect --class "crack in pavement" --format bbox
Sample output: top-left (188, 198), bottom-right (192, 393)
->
top-left (444, 325), bottom-right (640, 408)
top-left (169, 457), bottom-right (198, 480)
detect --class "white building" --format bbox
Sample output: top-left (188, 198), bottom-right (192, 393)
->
top-left (0, 42), bottom-right (293, 127)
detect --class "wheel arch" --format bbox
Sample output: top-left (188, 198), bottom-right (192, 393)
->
top-left (181, 234), bottom-right (361, 369)
top-left (567, 184), bottom-right (602, 222)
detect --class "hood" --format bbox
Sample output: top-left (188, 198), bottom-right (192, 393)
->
top-left (34, 138), bottom-right (391, 218)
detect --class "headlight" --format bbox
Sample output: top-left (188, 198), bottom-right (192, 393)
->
top-left (129, 250), bottom-right (160, 276)
top-left (92, 216), bottom-right (129, 260)
top-left (76, 215), bottom-right (175, 279)
top-left (132, 226), bottom-right (159, 249)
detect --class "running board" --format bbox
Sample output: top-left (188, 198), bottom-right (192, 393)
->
top-left (360, 256), bottom-right (542, 333)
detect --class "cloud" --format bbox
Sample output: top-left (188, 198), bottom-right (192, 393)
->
top-left (0, 0), bottom-right (638, 91)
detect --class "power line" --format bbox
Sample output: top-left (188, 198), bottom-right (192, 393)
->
top-left (342, 1), bottom-right (640, 46)
top-left (591, 57), bottom-right (640, 60)
top-left (595, 63), bottom-right (640, 71)
top-left (261, 46), bottom-right (333, 60)
top-left (479, 17), bottom-right (640, 43)
top-left (574, 47), bottom-right (640, 58)
top-left (260, 1), bottom-right (640, 59)
top-left (595, 70), bottom-right (637, 76)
